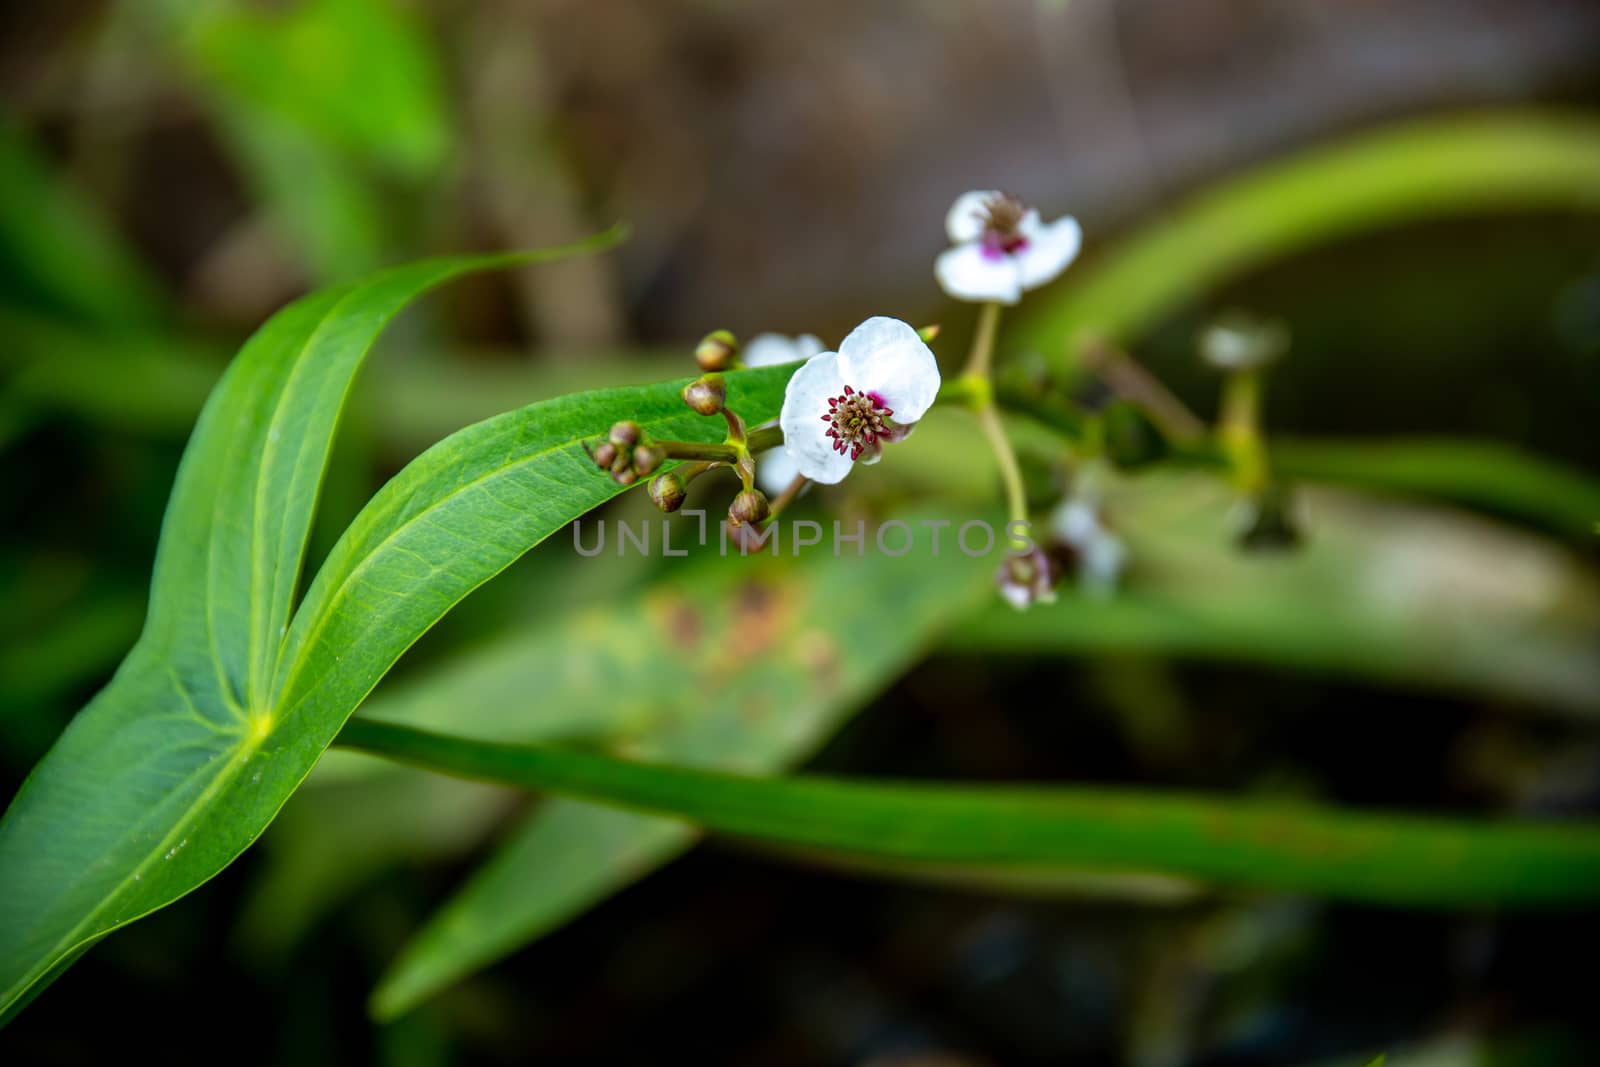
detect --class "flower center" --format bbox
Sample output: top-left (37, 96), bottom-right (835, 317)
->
top-left (821, 385), bottom-right (894, 460)
top-left (980, 194), bottom-right (1030, 258)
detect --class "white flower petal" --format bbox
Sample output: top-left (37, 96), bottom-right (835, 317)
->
top-left (777, 351), bottom-right (854, 484)
top-left (1052, 500), bottom-right (1101, 547)
top-left (744, 332), bottom-right (826, 368)
top-left (945, 190), bottom-right (1003, 243)
top-left (1080, 534), bottom-right (1126, 595)
top-left (1017, 215), bottom-right (1082, 291)
top-left (935, 242), bottom-right (1023, 305)
top-left (836, 316), bottom-right (942, 423)
top-left (998, 581), bottom-right (1031, 611)
top-left (755, 443), bottom-right (801, 496)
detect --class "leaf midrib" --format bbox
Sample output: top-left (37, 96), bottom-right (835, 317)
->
top-left (7, 706), bottom-right (258, 1008)
top-left (269, 430), bottom-right (605, 718)
top-left (249, 282), bottom-right (360, 710)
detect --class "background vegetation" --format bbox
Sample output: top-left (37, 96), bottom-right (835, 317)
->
top-left (2, 2), bottom-right (1599, 1064)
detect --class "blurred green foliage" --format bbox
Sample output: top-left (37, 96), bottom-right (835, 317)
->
top-left (1, 3), bottom-right (1599, 1062)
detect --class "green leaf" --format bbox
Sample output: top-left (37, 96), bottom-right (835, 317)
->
top-left (0, 228), bottom-right (787, 1021)
top-left (183, 0), bottom-right (451, 177)
top-left (1015, 113), bottom-right (1600, 359)
top-left (0, 119), bottom-right (166, 325)
top-left (946, 473), bottom-right (1600, 716)
top-left (365, 521), bottom-right (995, 1017)
top-left (336, 718), bottom-right (1600, 909)
top-left (1270, 437), bottom-right (1600, 542)
top-left (211, 100), bottom-right (390, 280)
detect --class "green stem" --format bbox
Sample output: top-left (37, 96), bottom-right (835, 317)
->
top-left (721, 406), bottom-right (747, 446)
top-left (766, 474), bottom-right (808, 519)
top-left (958, 302), bottom-right (1029, 540)
top-left (746, 423), bottom-right (783, 453)
top-left (334, 719), bottom-right (1600, 909)
top-left (1219, 370), bottom-right (1268, 495)
top-left (978, 404), bottom-right (1029, 541)
top-left (653, 439), bottom-right (740, 463)
top-left (961, 301), bottom-right (1002, 379)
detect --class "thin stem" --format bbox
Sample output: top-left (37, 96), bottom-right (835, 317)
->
top-left (746, 423), bottom-right (783, 453)
top-left (957, 300), bottom-right (1029, 545)
top-left (721, 407), bottom-right (747, 445)
top-left (653, 439), bottom-right (740, 462)
top-left (673, 459), bottom-right (723, 483)
top-left (977, 404), bottom-right (1029, 544)
top-left (1079, 336), bottom-right (1207, 444)
top-left (766, 474), bottom-right (809, 520)
top-left (960, 301), bottom-right (1003, 379)
top-left (1219, 370), bottom-right (1267, 495)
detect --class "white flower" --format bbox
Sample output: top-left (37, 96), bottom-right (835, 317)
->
top-left (935, 190), bottom-right (1082, 305)
top-left (1051, 499), bottom-right (1126, 596)
top-left (746, 333), bottom-right (826, 494)
top-left (776, 316), bottom-right (941, 485)
top-left (744, 332), bottom-right (825, 369)
top-left (1199, 312), bottom-right (1289, 371)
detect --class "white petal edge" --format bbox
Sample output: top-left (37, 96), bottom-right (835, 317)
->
top-left (755, 443), bottom-right (801, 496)
top-left (837, 316), bottom-right (941, 424)
top-left (777, 351), bottom-right (854, 484)
top-left (744, 332), bottom-right (826, 368)
top-left (945, 190), bottom-right (1002, 243)
top-left (1017, 215), bottom-right (1082, 292)
top-left (935, 242), bottom-right (1023, 305)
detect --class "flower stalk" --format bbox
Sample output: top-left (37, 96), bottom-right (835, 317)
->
top-left (956, 301), bottom-right (1030, 550)
top-left (1219, 369), bottom-right (1267, 496)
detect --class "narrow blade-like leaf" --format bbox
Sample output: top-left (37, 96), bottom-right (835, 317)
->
top-left (0, 230), bottom-right (784, 1021)
top-left (337, 720), bottom-right (1600, 910)
top-left (367, 525), bottom-right (995, 1016)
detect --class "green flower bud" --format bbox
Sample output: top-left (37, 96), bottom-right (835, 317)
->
top-left (591, 441), bottom-right (618, 469)
top-left (728, 488), bottom-right (770, 526)
top-left (609, 448), bottom-right (633, 475)
top-left (609, 420), bottom-right (643, 448)
top-left (648, 472), bottom-right (687, 512)
top-left (695, 330), bottom-right (738, 372)
top-left (682, 375), bottom-right (727, 416)
top-left (612, 467), bottom-right (639, 487)
top-left (632, 444), bottom-right (665, 476)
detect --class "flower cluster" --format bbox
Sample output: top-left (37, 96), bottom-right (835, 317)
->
top-left (583, 188), bottom-right (1166, 612)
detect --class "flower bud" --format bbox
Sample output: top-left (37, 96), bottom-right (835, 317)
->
top-left (632, 444), bottom-right (664, 477)
top-left (609, 448), bottom-right (633, 475)
top-left (591, 441), bottom-right (618, 470)
top-left (612, 467), bottom-right (638, 487)
top-left (648, 472), bottom-right (687, 512)
top-left (995, 547), bottom-right (1059, 611)
top-left (1200, 312), bottom-right (1288, 372)
top-left (682, 375), bottom-right (727, 416)
top-left (727, 488), bottom-right (770, 526)
top-left (609, 420), bottom-right (643, 448)
top-left (695, 330), bottom-right (738, 372)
